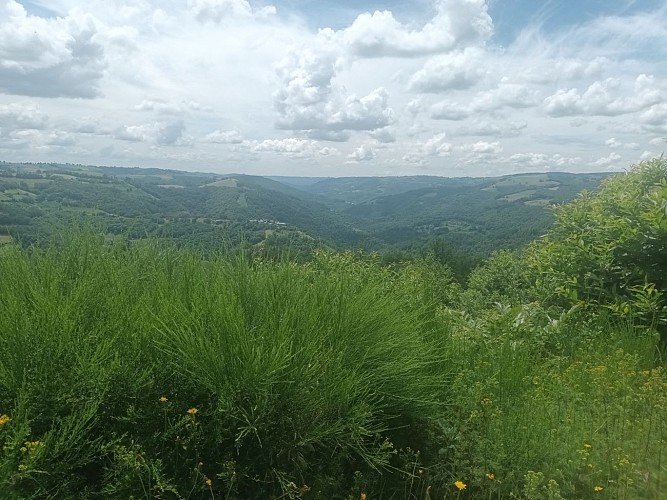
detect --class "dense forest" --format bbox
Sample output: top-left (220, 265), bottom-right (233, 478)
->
top-left (0, 161), bottom-right (610, 264)
top-left (0, 158), bottom-right (665, 499)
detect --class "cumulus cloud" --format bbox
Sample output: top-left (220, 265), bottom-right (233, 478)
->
top-left (133, 99), bottom-right (211, 115)
top-left (187, 0), bottom-right (276, 23)
top-left (422, 132), bottom-right (453, 156)
top-left (401, 132), bottom-right (453, 165)
top-left (454, 120), bottom-right (527, 138)
top-left (605, 137), bottom-right (639, 150)
top-left (429, 81), bottom-right (538, 120)
top-left (0, 1), bottom-right (106, 98)
top-left (543, 75), bottom-right (664, 117)
top-left (368, 126), bottom-right (397, 143)
top-left (253, 138), bottom-right (337, 159)
top-left (45, 131), bottom-right (77, 147)
top-left (408, 47), bottom-right (486, 93)
top-left (273, 45), bottom-right (395, 134)
top-left (460, 140), bottom-right (502, 154)
top-left (430, 100), bottom-right (470, 120)
top-left (203, 129), bottom-right (243, 144)
top-left (0, 102), bottom-right (48, 131)
top-left (504, 152), bottom-right (581, 170)
top-left (519, 56), bottom-right (609, 85)
top-left (639, 102), bottom-right (667, 133)
top-left (592, 151), bottom-right (622, 167)
top-left (347, 143), bottom-right (377, 162)
top-left (337, 0), bottom-right (492, 58)
top-left (472, 81), bottom-right (539, 111)
top-left (115, 120), bottom-right (191, 146)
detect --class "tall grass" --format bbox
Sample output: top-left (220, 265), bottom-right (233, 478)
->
top-left (0, 231), bottom-right (665, 498)
top-left (437, 303), bottom-right (667, 499)
top-left (0, 233), bottom-right (449, 499)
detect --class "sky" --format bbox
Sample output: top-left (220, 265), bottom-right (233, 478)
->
top-left (0, 0), bottom-right (666, 177)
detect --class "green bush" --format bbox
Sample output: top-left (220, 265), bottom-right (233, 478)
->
top-left (528, 157), bottom-right (667, 337)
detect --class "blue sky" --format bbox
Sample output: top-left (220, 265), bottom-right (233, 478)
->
top-left (0, 0), bottom-right (666, 176)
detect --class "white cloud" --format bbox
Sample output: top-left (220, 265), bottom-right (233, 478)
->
top-left (253, 138), bottom-right (334, 159)
top-left (45, 131), bottom-right (77, 147)
top-left (273, 45), bottom-right (395, 133)
top-left (400, 133), bottom-right (459, 165)
top-left (408, 47), bottom-right (486, 92)
top-left (472, 81), bottom-right (539, 111)
top-left (519, 57), bottom-right (609, 85)
top-left (592, 151), bottom-right (622, 167)
top-left (505, 152), bottom-right (581, 170)
top-left (0, 1), bottom-right (665, 176)
top-left (429, 81), bottom-right (539, 120)
top-left (336, 0), bottom-right (492, 58)
top-left (347, 143), bottom-right (377, 162)
top-left (0, 1), bottom-right (106, 98)
top-left (368, 126), bottom-right (396, 143)
top-left (133, 99), bottom-right (211, 115)
top-left (605, 137), bottom-right (639, 150)
top-left (187, 0), bottom-right (275, 23)
top-left (543, 75), bottom-right (664, 117)
top-left (460, 140), bottom-right (502, 154)
top-left (454, 120), bottom-right (527, 138)
top-left (114, 120), bottom-right (191, 146)
top-left (0, 102), bottom-right (48, 131)
top-left (430, 100), bottom-right (470, 120)
top-left (639, 103), bottom-right (667, 133)
top-left (422, 132), bottom-right (453, 156)
top-left (640, 150), bottom-right (655, 161)
top-left (203, 129), bottom-right (243, 144)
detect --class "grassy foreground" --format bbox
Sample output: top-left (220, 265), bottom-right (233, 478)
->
top-left (0, 235), bottom-right (664, 499)
top-left (0, 159), bottom-right (666, 499)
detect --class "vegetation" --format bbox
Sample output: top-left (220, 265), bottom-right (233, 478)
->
top-left (0, 161), bottom-right (610, 262)
top-left (0, 158), bottom-right (665, 499)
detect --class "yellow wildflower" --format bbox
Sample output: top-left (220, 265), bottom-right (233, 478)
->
top-left (159, 396), bottom-right (168, 403)
top-left (360, 493), bottom-right (367, 500)
top-left (594, 485), bottom-right (604, 492)
top-left (24, 441), bottom-right (42, 450)
top-left (205, 478), bottom-right (212, 487)
top-left (587, 463), bottom-right (593, 468)
top-left (584, 443), bottom-right (592, 449)
top-left (0, 414), bottom-right (11, 426)
top-left (454, 480), bottom-right (467, 490)
top-left (186, 407), bottom-right (198, 415)
top-left (486, 473), bottom-right (495, 480)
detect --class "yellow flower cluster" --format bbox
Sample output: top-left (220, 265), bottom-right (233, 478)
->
top-left (594, 485), bottom-right (604, 492)
top-left (0, 414), bottom-right (11, 426)
top-left (20, 441), bottom-right (43, 453)
top-left (186, 407), bottom-right (198, 415)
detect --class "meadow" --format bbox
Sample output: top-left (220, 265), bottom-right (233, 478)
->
top-left (0, 158), bottom-right (666, 499)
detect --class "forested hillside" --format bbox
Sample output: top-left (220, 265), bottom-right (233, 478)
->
top-left (0, 161), bottom-right (609, 261)
top-left (0, 158), bottom-right (665, 499)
